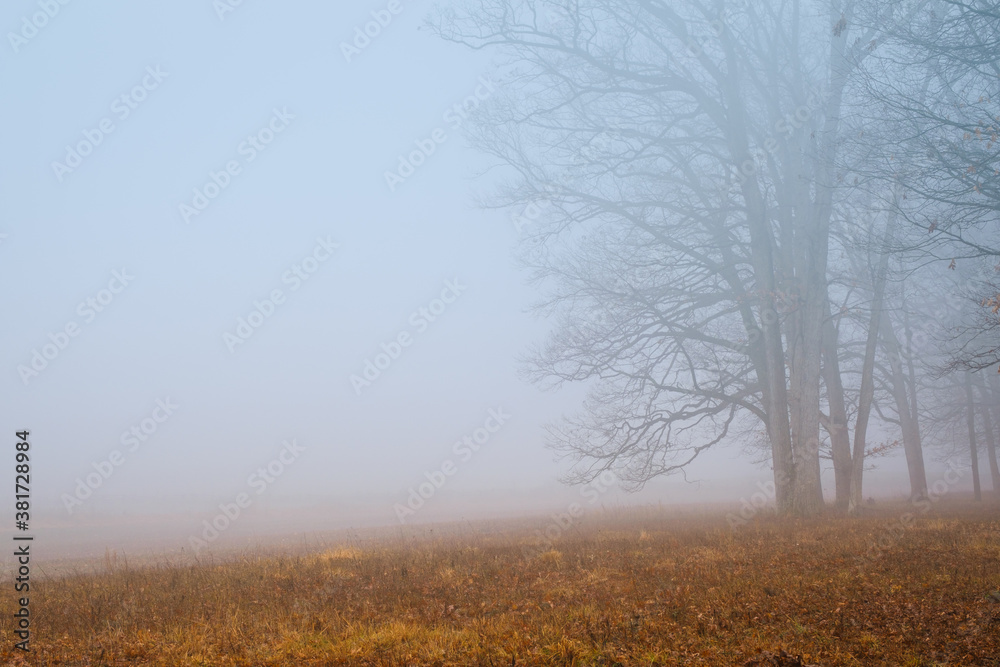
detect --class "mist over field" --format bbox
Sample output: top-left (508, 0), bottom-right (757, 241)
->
top-left (2, 1), bottom-right (1000, 664)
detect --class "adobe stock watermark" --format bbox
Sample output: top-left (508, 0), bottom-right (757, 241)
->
top-left (292, 579), bottom-right (345, 615)
top-left (213, 0), bottom-right (251, 21)
top-left (51, 65), bottom-right (168, 183)
top-left (726, 85), bottom-right (829, 189)
top-left (384, 77), bottom-right (496, 192)
top-left (854, 459), bottom-right (965, 566)
top-left (17, 269), bottom-right (134, 386)
top-left (511, 182), bottom-right (559, 235)
top-left (522, 471), bottom-right (618, 559)
top-left (339, 0), bottom-right (408, 63)
top-left (61, 398), bottom-right (180, 514)
top-left (179, 107), bottom-right (294, 224)
top-left (224, 236), bottom-right (339, 353)
top-left (188, 439), bottom-right (305, 555)
top-left (7, 0), bottom-right (73, 54)
top-left (350, 278), bottom-right (466, 395)
top-left (393, 407), bottom-right (511, 523)
top-left (727, 445), bottom-right (813, 529)
top-left (726, 479), bottom-right (778, 529)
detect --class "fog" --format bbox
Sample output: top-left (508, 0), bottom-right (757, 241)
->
top-left (1, 0), bottom-right (996, 564)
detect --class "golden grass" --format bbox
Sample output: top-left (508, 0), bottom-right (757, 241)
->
top-left (2, 501), bottom-right (998, 666)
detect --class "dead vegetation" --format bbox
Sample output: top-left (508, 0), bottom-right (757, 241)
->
top-left (2, 501), bottom-right (998, 666)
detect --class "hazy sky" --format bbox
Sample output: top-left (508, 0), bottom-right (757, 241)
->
top-left (1, 1), bottom-right (926, 538)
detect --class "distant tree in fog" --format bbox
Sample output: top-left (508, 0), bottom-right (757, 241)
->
top-left (859, 0), bottom-right (1000, 370)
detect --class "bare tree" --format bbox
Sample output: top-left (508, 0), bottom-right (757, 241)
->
top-left (861, 0), bottom-right (1000, 369)
top-left (826, 203), bottom-right (931, 507)
top-left (432, 0), bottom-right (900, 514)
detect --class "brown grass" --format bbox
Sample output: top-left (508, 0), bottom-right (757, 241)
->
top-left (3, 501), bottom-right (998, 666)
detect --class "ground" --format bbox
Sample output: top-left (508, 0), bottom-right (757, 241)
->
top-left (2, 501), bottom-right (998, 666)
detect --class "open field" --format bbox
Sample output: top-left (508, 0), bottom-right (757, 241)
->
top-left (2, 501), bottom-right (998, 666)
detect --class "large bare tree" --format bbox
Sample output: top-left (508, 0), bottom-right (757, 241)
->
top-left (432, 0), bottom-right (900, 514)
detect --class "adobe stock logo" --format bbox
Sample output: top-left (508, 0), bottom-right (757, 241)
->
top-left (393, 407), bottom-right (511, 524)
top-left (61, 398), bottom-right (179, 515)
top-left (7, 0), bottom-right (73, 54)
top-left (522, 471), bottom-right (617, 559)
top-left (339, 0), bottom-right (407, 63)
top-left (213, 0), bottom-right (251, 21)
top-left (384, 77), bottom-right (496, 192)
top-left (179, 108), bottom-right (294, 224)
top-left (350, 279), bottom-right (466, 395)
top-left (188, 439), bottom-right (305, 555)
top-left (51, 66), bottom-right (168, 183)
top-left (18, 269), bottom-right (134, 386)
top-left (224, 236), bottom-right (339, 353)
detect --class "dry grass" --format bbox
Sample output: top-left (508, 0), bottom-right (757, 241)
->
top-left (3, 501), bottom-right (998, 666)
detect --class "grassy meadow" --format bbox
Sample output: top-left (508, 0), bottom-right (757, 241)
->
top-left (2, 501), bottom-right (998, 666)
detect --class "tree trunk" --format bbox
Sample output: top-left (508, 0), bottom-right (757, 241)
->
top-left (901, 289), bottom-right (921, 427)
top-left (849, 314), bottom-right (879, 511)
top-left (976, 375), bottom-right (1000, 498)
top-left (849, 211), bottom-right (897, 512)
top-left (964, 371), bottom-right (982, 502)
top-left (798, 267), bottom-right (829, 514)
top-left (788, 285), bottom-right (827, 515)
top-left (726, 94), bottom-right (794, 513)
top-left (879, 310), bottom-right (928, 500)
top-left (822, 304), bottom-right (853, 512)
